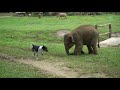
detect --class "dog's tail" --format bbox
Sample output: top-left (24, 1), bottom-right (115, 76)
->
top-left (29, 44), bottom-right (34, 50)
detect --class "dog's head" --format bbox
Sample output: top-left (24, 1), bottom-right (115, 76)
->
top-left (42, 45), bottom-right (48, 52)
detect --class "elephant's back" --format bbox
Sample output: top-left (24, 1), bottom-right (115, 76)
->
top-left (74, 25), bottom-right (99, 44)
top-left (75, 25), bottom-right (95, 31)
top-left (74, 25), bottom-right (98, 35)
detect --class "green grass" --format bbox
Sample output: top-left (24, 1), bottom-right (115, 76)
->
top-left (0, 14), bottom-right (120, 78)
top-left (64, 47), bottom-right (120, 78)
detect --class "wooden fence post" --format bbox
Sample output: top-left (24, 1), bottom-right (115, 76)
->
top-left (109, 23), bottom-right (112, 38)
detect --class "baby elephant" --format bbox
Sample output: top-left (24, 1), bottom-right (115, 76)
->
top-left (64, 25), bottom-right (100, 55)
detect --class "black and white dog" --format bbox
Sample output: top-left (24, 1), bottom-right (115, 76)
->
top-left (32, 44), bottom-right (48, 57)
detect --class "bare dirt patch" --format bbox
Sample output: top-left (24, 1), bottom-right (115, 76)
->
top-left (56, 29), bottom-right (70, 37)
top-left (100, 37), bottom-right (120, 47)
top-left (16, 59), bottom-right (79, 78)
top-left (100, 32), bottom-right (120, 47)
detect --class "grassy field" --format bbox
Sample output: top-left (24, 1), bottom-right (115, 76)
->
top-left (0, 14), bottom-right (120, 78)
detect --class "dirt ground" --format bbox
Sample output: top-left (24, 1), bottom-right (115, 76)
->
top-left (56, 29), bottom-right (70, 37)
top-left (100, 37), bottom-right (120, 47)
top-left (0, 54), bottom-right (108, 78)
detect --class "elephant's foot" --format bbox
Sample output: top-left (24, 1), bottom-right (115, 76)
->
top-left (89, 52), bottom-right (93, 54)
top-left (81, 51), bottom-right (85, 54)
top-left (69, 51), bottom-right (84, 55)
top-left (88, 50), bottom-right (94, 54)
top-left (70, 53), bottom-right (74, 55)
top-left (93, 52), bottom-right (98, 55)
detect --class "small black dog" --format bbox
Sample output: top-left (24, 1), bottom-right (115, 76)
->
top-left (32, 44), bottom-right (48, 57)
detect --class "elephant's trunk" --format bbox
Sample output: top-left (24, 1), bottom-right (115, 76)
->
top-left (65, 46), bottom-right (75, 55)
top-left (64, 43), bottom-right (75, 55)
top-left (65, 47), bottom-right (70, 55)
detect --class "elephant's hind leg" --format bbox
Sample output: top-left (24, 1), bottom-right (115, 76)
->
top-left (92, 44), bottom-right (98, 55)
top-left (87, 45), bottom-right (93, 54)
top-left (81, 50), bottom-right (85, 54)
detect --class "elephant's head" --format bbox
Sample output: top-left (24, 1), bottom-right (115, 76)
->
top-left (64, 33), bottom-right (75, 55)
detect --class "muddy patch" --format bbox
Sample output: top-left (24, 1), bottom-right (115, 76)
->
top-left (99, 32), bottom-right (120, 47)
top-left (100, 37), bottom-right (120, 47)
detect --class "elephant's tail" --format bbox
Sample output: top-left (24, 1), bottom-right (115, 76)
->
top-left (98, 35), bottom-right (100, 48)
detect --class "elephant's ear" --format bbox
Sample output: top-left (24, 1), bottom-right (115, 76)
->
top-left (70, 36), bottom-right (74, 42)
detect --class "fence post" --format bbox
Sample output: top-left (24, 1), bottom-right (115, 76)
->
top-left (109, 23), bottom-right (112, 38)
top-left (95, 25), bottom-right (98, 30)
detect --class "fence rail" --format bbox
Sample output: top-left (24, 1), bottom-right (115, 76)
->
top-left (0, 13), bottom-right (14, 16)
top-left (95, 23), bottom-right (112, 38)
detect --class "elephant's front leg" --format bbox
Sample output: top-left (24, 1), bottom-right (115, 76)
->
top-left (65, 44), bottom-right (74, 55)
top-left (74, 44), bottom-right (83, 55)
top-left (70, 50), bottom-right (84, 55)
top-left (92, 44), bottom-right (98, 55)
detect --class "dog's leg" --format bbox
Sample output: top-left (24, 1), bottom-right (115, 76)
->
top-left (36, 52), bottom-right (38, 60)
top-left (37, 52), bottom-right (38, 57)
top-left (34, 52), bottom-right (35, 56)
top-left (41, 52), bottom-right (43, 56)
top-left (41, 52), bottom-right (45, 58)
